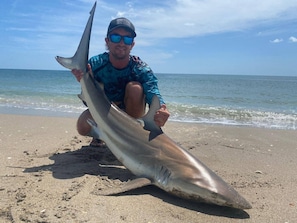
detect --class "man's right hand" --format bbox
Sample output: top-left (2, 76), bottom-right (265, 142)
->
top-left (71, 64), bottom-right (92, 82)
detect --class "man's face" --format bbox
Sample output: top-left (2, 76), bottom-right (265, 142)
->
top-left (106, 28), bottom-right (135, 60)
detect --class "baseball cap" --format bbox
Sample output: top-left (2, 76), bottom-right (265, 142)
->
top-left (107, 17), bottom-right (136, 37)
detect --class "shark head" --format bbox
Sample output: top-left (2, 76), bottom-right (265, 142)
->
top-left (154, 152), bottom-right (252, 209)
top-left (168, 175), bottom-right (252, 209)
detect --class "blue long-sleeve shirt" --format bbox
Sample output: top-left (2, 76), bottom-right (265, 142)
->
top-left (88, 52), bottom-right (165, 106)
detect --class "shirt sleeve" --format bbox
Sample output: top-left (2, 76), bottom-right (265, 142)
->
top-left (88, 53), bottom-right (109, 81)
top-left (131, 56), bottom-right (165, 106)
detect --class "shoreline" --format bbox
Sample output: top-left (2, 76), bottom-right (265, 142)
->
top-left (1, 111), bottom-right (296, 131)
top-left (1, 114), bottom-right (296, 222)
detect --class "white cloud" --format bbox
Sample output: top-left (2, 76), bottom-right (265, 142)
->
top-left (111, 0), bottom-right (297, 39)
top-left (289, 36), bottom-right (297, 43)
top-left (8, 0), bottom-right (297, 49)
top-left (270, 38), bottom-right (283, 43)
top-left (3, 0), bottom-right (297, 71)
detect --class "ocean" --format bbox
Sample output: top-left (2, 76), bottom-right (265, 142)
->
top-left (0, 69), bottom-right (296, 130)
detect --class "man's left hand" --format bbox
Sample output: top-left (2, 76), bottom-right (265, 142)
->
top-left (154, 104), bottom-right (170, 127)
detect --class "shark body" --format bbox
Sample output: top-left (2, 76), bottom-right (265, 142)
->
top-left (56, 2), bottom-right (251, 210)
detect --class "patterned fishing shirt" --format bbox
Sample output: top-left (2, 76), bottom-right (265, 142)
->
top-left (88, 52), bottom-right (165, 107)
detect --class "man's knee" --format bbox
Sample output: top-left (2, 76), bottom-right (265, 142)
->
top-left (125, 81), bottom-right (143, 97)
top-left (124, 82), bottom-right (145, 118)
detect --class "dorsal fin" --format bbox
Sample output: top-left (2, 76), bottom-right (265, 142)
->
top-left (142, 96), bottom-right (163, 135)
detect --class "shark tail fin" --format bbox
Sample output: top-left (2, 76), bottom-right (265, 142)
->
top-left (55, 56), bottom-right (77, 70)
top-left (55, 2), bottom-right (97, 71)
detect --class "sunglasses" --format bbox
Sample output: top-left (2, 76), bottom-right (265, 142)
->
top-left (108, 34), bottom-right (134, 45)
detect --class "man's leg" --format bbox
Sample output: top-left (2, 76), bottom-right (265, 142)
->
top-left (76, 109), bottom-right (93, 136)
top-left (77, 109), bottom-right (105, 146)
top-left (124, 81), bottom-right (145, 118)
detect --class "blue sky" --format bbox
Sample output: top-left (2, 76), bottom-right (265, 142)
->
top-left (1, 0), bottom-right (297, 76)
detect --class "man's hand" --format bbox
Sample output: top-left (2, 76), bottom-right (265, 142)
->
top-left (154, 104), bottom-right (170, 127)
top-left (71, 64), bottom-right (92, 82)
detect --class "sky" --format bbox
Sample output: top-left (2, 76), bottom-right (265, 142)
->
top-left (1, 0), bottom-right (297, 76)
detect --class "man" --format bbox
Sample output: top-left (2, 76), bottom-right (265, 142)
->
top-left (72, 17), bottom-right (170, 146)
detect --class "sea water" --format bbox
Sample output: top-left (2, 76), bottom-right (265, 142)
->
top-left (0, 69), bottom-right (296, 130)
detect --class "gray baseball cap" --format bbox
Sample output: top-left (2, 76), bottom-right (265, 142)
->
top-left (107, 17), bottom-right (136, 37)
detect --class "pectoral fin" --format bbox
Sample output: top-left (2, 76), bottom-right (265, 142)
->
top-left (98, 177), bottom-right (152, 195)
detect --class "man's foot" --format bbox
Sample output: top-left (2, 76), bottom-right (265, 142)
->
top-left (90, 138), bottom-right (106, 148)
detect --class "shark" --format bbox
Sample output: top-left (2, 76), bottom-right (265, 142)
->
top-left (56, 2), bottom-right (252, 210)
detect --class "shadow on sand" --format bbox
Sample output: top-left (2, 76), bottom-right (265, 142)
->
top-left (23, 146), bottom-right (250, 219)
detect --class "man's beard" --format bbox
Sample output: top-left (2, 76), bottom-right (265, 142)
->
top-left (110, 47), bottom-right (129, 60)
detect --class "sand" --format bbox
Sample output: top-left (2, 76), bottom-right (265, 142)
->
top-left (0, 113), bottom-right (296, 222)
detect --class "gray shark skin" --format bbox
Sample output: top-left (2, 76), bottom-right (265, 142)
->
top-left (55, 2), bottom-right (251, 210)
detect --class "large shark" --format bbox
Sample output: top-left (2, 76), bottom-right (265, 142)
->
top-left (56, 2), bottom-right (251, 210)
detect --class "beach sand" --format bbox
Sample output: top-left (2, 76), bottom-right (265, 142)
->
top-left (0, 114), bottom-right (296, 222)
